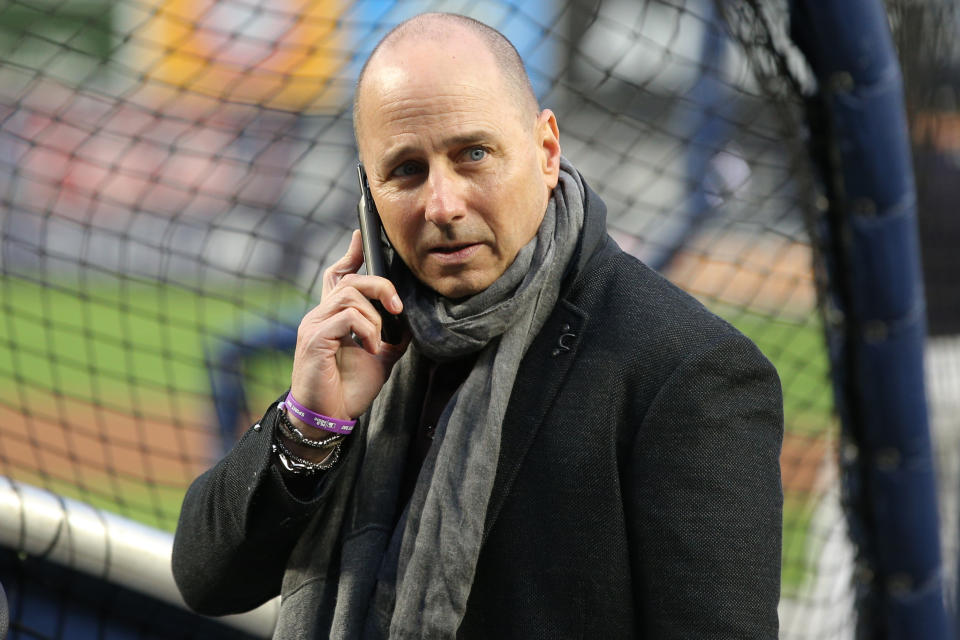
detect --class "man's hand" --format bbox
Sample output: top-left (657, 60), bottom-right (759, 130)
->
top-left (289, 230), bottom-right (409, 426)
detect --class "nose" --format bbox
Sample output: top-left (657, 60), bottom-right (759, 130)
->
top-left (423, 166), bottom-right (466, 227)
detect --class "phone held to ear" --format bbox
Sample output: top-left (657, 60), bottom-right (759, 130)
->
top-left (357, 163), bottom-right (405, 345)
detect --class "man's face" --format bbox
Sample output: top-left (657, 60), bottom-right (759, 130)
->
top-left (355, 34), bottom-right (561, 299)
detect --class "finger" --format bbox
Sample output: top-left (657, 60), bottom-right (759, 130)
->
top-left (299, 304), bottom-right (382, 356)
top-left (335, 307), bottom-right (382, 355)
top-left (321, 230), bottom-right (365, 297)
top-left (335, 273), bottom-right (403, 315)
top-left (302, 286), bottom-right (384, 337)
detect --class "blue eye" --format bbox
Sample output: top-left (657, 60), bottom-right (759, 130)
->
top-left (467, 147), bottom-right (487, 162)
top-left (392, 161), bottom-right (422, 177)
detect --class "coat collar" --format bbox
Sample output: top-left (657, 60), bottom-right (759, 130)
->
top-left (481, 178), bottom-right (609, 540)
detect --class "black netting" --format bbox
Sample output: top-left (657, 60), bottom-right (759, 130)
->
top-left (0, 0), bottom-right (951, 637)
top-left (888, 0), bottom-right (960, 622)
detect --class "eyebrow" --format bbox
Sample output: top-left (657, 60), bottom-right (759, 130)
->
top-left (378, 130), bottom-right (491, 174)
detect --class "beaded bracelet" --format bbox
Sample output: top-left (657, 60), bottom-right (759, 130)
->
top-left (277, 406), bottom-right (345, 450)
top-left (272, 436), bottom-right (341, 474)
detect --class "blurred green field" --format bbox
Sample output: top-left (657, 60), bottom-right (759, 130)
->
top-left (0, 274), bottom-right (304, 411)
top-left (721, 305), bottom-right (837, 593)
top-left (1, 275), bottom-right (832, 423)
top-left (720, 305), bottom-right (834, 434)
top-left (717, 304), bottom-right (835, 593)
top-left (1, 275), bottom-right (835, 587)
top-left (0, 274), bottom-right (305, 531)
top-left (9, 468), bottom-right (189, 532)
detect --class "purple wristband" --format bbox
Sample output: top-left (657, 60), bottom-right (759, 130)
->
top-left (281, 393), bottom-right (356, 435)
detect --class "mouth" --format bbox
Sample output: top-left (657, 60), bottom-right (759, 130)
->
top-left (426, 242), bottom-right (483, 264)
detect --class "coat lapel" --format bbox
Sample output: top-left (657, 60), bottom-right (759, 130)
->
top-left (482, 298), bottom-right (589, 542)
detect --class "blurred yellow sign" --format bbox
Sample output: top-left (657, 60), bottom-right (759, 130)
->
top-left (140, 0), bottom-right (346, 111)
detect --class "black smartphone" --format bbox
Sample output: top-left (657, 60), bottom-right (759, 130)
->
top-left (357, 163), bottom-right (404, 344)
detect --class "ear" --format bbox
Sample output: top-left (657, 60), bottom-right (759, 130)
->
top-left (535, 109), bottom-right (562, 189)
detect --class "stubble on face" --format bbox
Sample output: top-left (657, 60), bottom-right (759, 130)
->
top-left (354, 26), bottom-right (558, 299)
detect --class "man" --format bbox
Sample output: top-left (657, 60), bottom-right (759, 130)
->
top-left (172, 12), bottom-right (783, 639)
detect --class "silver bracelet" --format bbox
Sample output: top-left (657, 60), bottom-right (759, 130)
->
top-left (277, 407), bottom-right (345, 449)
top-left (272, 436), bottom-right (341, 474)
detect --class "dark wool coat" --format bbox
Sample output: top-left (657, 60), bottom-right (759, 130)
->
top-left (172, 185), bottom-right (783, 639)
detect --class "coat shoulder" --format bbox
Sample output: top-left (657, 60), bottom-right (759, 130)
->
top-left (566, 237), bottom-right (751, 368)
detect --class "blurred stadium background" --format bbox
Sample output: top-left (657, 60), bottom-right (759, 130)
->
top-left (0, 0), bottom-right (957, 637)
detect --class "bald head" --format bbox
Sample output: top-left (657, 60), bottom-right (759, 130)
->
top-left (353, 13), bottom-right (539, 143)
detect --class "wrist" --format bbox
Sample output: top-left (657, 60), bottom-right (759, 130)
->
top-left (276, 405), bottom-right (344, 463)
top-left (271, 397), bottom-right (351, 473)
top-left (281, 392), bottom-right (356, 435)
top-left (288, 382), bottom-right (352, 423)
top-left (269, 385), bottom-right (358, 475)
top-left (273, 437), bottom-right (341, 474)
top-left (285, 410), bottom-right (317, 433)
top-left (278, 436), bottom-right (339, 465)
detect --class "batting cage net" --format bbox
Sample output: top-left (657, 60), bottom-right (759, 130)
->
top-left (892, 0), bottom-right (960, 622)
top-left (0, 0), bottom-right (955, 638)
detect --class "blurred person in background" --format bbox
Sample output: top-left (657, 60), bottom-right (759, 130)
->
top-left (172, 12), bottom-right (783, 639)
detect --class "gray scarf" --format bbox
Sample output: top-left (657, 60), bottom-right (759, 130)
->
top-left (325, 158), bottom-right (586, 639)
